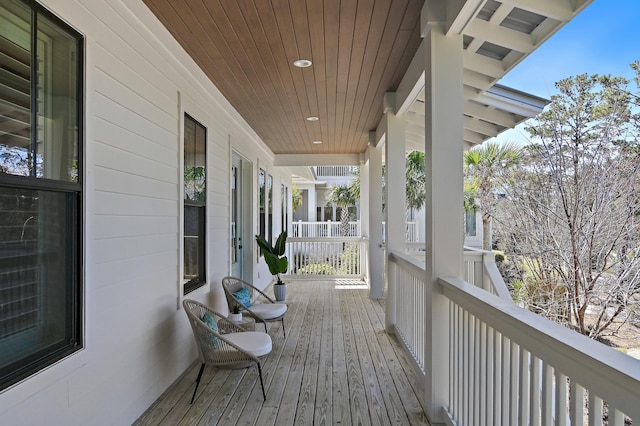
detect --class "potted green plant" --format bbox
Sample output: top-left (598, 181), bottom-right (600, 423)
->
top-left (229, 304), bottom-right (242, 322)
top-left (255, 231), bottom-right (288, 301)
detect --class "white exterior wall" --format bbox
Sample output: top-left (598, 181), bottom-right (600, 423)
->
top-left (0, 1), bottom-right (288, 424)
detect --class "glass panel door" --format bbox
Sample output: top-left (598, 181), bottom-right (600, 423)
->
top-left (231, 153), bottom-right (244, 278)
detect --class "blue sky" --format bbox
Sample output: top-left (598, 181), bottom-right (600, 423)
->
top-left (495, 0), bottom-right (640, 142)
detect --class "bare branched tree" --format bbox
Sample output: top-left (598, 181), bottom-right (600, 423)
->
top-left (494, 71), bottom-right (640, 340)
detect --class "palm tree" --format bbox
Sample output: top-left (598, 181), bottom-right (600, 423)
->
top-left (347, 168), bottom-right (360, 200)
top-left (325, 183), bottom-right (357, 236)
top-left (291, 184), bottom-right (303, 213)
top-left (463, 141), bottom-right (522, 250)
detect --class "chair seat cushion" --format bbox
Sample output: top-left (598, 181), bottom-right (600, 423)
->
top-left (250, 303), bottom-right (287, 319)
top-left (225, 332), bottom-right (272, 357)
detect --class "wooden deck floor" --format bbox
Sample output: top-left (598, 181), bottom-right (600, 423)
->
top-left (134, 280), bottom-right (429, 426)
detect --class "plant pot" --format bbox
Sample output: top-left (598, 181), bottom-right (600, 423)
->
top-left (273, 283), bottom-right (286, 302)
top-left (229, 313), bottom-right (242, 322)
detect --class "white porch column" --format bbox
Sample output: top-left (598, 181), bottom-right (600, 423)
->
top-left (307, 185), bottom-right (317, 222)
top-left (363, 143), bottom-right (384, 299)
top-left (423, 13), bottom-right (464, 424)
top-left (384, 94), bottom-right (406, 328)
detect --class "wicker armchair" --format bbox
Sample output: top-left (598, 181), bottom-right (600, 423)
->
top-left (222, 276), bottom-right (287, 337)
top-left (182, 299), bottom-right (272, 402)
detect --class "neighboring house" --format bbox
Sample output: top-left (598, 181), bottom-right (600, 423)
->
top-left (293, 166), bottom-right (482, 247)
top-left (464, 208), bottom-right (484, 248)
top-left (292, 166), bottom-right (359, 223)
top-left (3, 2), bottom-right (631, 426)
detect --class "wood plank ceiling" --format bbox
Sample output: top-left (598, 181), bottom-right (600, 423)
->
top-left (142, 0), bottom-right (424, 155)
top-left (143, 0), bottom-right (594, 156)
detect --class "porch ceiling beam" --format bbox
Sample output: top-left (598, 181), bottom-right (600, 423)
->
top-left (463, 50), bottom-right (505, 78)
top-left (405, 120), bottom-right (424, 139)
top-left (407, 140), bottom-right (426, 153)
top-left (406, 132), bottom-right (426, 145)
top-left (420, 84), bottom-right (534, 128)
top-left (403, 108), bottom-right (421, 119)
top-left (405, 132), bottom-right (424, 146)
top-left (463, 84), bottom-right (481, 100)
top-left (405, 122), bottom-right (426, 137)
top-left (395, 43), bottom-right (426, 117)
top-left (407, 100), bottom-right (424, 114)
top-left (488, 2), bottom-right (513, 24)
top-left (465, 19), bottom-right (535, 54)
top-left (463, 116), bottom-right (499, 137)
top-left (404, 116), bottom-right (500, 143)
top-left (273, 153), bottom-right (361, 167)
top-left (464, 140), bottom-right (477, 150)
top-left (500, 0), bottom-right (575, 22)
top-left (464, 129), bottom-right (486, 145)
top-left (464, 37), bottom-right (485, 58)
top-left (463, 69), bottom-right (493, 91)
top-left (444, 0), bottom-right (488, 36)
top-left (464, 102), bottom-right (518, 128)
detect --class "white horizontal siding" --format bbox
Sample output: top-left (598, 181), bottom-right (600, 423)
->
top-left (93, 118), bottom-right (177, 167)
top-left (93, 215), bottom-right (177, 240)
top-left (92, 92), bottom-right (177, 154)
top-left (92, 43), bottom-right (177, 119)
top-left (93, 69), bottom-right (176, 134)
top-left (0, 0), bottom-right (285, 425)
top-left (93, 192), bottom-right (176, 216)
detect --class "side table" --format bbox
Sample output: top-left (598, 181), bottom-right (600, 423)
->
top-left (234, 316), bottom-right (256, 331)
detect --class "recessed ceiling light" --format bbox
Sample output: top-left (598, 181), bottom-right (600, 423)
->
top-left (313, 140), bottom-right (322, 144)
top-left (306, 116), bottom-right (319, 121)
top-left (293, 59), bottom-right (312, 68)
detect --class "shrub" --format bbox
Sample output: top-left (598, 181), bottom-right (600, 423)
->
top-left (296, 263), bottom-right (337, 275)
top-left (338, 242), bottom-right (360, 274)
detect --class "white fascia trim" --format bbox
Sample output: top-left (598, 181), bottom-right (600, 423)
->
top-left (481, 84), bottom-right (549, 117)
top-left (273, 154), bottom-right (361, 167)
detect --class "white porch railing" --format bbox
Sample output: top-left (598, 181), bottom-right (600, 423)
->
top-left (389, 248), bottom-right (509, 374)
top-left (401, 245), bottom-right (511, 296)
top-left (292, 220), bottom-right (360, 237)
top-left (406, 221), bottom-right (419, 242)
top-left (442, 277), bottom-right (639, 426)
top-left (389, 252), bottom-right (427, 372)
top-left (463, 246), bottom-right (512, 300)
top-left (285, 237), bottom-right (368, 279)
top-left (382, 221), bottom-right (420, 242)
top-left (388, 250), bottom-right (640, 425)
top-left (314, 165), bottom-right (359, 177)
top-left (292, 220), bottom-right (420, 242)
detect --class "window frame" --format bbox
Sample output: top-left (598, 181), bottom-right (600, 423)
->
top-left (182, 113), bottom-right (207, 295)
top-left (281, 183), bottom-right (287, 234)
top-left (267, 174), bottom-right (273, 245)
top-left (0, 0), bottom-right (84, 390)
top-left (258, 168), bottom-right (266, 257)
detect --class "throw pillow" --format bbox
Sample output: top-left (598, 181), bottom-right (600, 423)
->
top-left (233, 287), bottom-right (251, 307)
top-left (201, 312), bottom-right (219, 348)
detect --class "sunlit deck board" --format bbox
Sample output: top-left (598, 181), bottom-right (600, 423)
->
top-left (134, 280), bottom-right (429, 426)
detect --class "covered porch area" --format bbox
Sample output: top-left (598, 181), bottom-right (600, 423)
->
top-left (4, 1), bottom-right (640, 425)
top-left (134, 280), bottom-right (428, 425)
